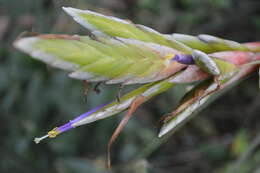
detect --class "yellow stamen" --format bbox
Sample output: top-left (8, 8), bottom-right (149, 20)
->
top-left (47, 127), bottom-right (59, 138)
top-left (166, 53), bottom-right (175, 60)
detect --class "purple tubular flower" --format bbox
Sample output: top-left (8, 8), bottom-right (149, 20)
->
top-left (172, 54), bottom-right (195, 65)
top-left (34, 103), bottom-right (109, 143)
top-left (57, 103), bottom-right (108, 133)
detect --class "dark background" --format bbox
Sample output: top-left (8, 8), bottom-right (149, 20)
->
top-left (1, 0), bottom-right (260, 172)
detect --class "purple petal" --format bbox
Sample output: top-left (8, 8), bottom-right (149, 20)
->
top-left (172, 54), bottom-right (195, 65)
top-left (57, 103), bottom-right (108, 133)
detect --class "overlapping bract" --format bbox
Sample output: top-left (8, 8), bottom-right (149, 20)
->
top-left (15, 34), bottom-right (187, 84)
top-left (14, 7), bottom-right (260, 140)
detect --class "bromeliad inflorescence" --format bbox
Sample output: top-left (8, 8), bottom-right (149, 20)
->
top-left (14, 7), bottom-right (260, 168)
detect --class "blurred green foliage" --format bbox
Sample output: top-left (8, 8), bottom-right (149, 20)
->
top-left (0, 0), bottom-right (260, 173)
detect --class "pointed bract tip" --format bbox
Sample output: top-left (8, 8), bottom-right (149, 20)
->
top-left (192, 50), bottom-right (220, 75)
top-left (158, 125), bottom-right (169, 138)
top-left (197, 34), bottom-right (220, 43)
top-left (62, 7), bottom-right (80, 19)
top-left (34, 134), bottom-right (49, 144)
top-left (62, 7), bottom-right (83, 16)
top-left (13, 37), bottom-right (38, 53)
top-left (158, 132), bottom-right (164, 138)
top-left (62, 6), bottom-right (69, 10)
top-left (62, 6), bottom-right (73, 11)
top-left (62, 6), bottom-right (72, 13)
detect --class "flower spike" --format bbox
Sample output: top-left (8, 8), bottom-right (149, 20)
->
top-left (12, 6), bottom-right (260, 169)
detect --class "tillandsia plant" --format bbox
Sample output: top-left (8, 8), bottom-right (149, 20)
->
top-left (13, 7), bottom-right (260, 168)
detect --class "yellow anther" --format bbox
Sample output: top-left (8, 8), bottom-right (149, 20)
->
top-left (47, 127), bottom-right (59, 138)
top-left (166, 53), bottom-right (175, 60)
